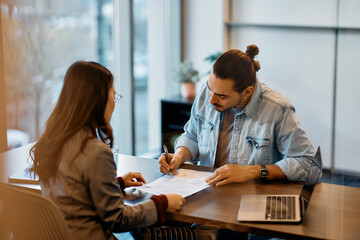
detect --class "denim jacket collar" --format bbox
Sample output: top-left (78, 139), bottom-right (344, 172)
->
top-left (243, 79), bottom-right (261, 121)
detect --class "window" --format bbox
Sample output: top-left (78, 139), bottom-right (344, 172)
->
top-left (131, 0), bottom-right (181, 156)
top-left (1, 0), bottom-right (113, 149)
top-left (1, 0), bottom-right (181, 155)
top-left (133, 0), bottom-right (149, 155)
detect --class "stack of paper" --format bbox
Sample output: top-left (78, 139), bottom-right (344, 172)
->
top-left (138, 168), bottom-right (213, 197)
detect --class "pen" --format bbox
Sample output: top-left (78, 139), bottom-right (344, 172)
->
top-left (163, 144), bottom-right (170, 165)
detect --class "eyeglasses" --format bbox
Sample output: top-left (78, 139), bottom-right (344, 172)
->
top-left (114, 92), bottom-right (122, 104)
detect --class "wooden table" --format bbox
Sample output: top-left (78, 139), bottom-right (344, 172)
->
top-left (1, 145), bottom-right (360, 239)
top-left (166, 172), bottom-right (360, 240)
top-left (0, 144), bottom-right (32, 183)
top-left (0, 144), bottom-right (41, 191)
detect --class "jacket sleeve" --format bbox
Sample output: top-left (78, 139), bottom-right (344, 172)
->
top-left (175, 84), bottom-right (209, 163)
top-left (274, 108), bottom-right (322, 182)
top-left (85, 147), bottom-right (160, 232)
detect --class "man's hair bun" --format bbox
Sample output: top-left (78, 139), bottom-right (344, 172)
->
top-left (245, 44), bottom-right (259, 58)
top-left (245, 45), bottom-right (260, 71)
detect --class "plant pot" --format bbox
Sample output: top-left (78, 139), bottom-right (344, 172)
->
top-left (180, 82), bottom-right (196, 99)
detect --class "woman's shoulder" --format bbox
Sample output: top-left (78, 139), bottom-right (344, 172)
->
top-left (84, 136), bottom-right (112, 157)
top-left (70, 129), bottom-right (112, 160)
top-left (79, 137), bottom-right (115, 180)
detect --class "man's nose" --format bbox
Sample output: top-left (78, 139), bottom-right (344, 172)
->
top-left (209, 93), bottom-right (217, 105)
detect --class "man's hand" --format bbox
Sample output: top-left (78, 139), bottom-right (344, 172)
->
top-left (158, 153), bottom-right (182, 175)
top-left (121, 172), bottom-right (146, 187)
top-left (206, 164), bottom-right (259, 186)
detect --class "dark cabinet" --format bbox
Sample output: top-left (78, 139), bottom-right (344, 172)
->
top-left (161, 97), bottom-right (193, 153)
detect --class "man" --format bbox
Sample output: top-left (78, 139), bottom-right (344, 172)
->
top-left (159, 45), bottom-right (321, 186)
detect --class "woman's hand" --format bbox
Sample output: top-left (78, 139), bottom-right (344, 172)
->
top-left (121, 172), bottom-right (146, 187)
top-left (165, 194), bottom-right (185, 212)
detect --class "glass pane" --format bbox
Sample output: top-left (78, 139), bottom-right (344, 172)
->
top-left (133, 0), bottom-right (149, 155)
top-left (2, 0), bottom-right (113, 149)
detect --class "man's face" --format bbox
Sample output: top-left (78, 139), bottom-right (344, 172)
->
top-left (207, 71), bottom-right (245, 112)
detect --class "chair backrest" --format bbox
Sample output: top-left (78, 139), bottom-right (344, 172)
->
top-left (0, 183), bottom-right (73, 240)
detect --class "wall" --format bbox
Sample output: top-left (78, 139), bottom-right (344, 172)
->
top-left (183, 0), bottom-right (224, 85)
top-left (147, 0), bottom-right (181, 153)
top-left (334, 0), bottom-right (360, 173)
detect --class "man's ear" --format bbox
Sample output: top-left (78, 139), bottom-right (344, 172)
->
top-left (243, 85), bottom-right (254, 98)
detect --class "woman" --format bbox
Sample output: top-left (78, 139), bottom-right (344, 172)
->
top-left (29, 61), bottom-right (184, 240)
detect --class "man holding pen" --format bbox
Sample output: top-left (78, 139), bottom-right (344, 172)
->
top-left (159, 45), bottom-right (321, 186)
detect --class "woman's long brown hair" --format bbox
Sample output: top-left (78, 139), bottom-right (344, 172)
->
top-left (29, 61), bottom-right (114, 183)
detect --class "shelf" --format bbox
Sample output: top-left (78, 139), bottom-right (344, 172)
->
top-left (225, 21), bottom-right (360, 32)
top-left (161, 97), bottom-right (194, 153)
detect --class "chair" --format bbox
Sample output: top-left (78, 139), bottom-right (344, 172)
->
top-left (0, 183), bottom-right (73, 240)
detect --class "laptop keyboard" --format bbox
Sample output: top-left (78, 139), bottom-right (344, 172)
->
top-left (265, 196), bottom-right (296, 220)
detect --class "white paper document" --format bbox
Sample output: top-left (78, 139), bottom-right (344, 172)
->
top-left (138, 169), bottom-right (213, 197)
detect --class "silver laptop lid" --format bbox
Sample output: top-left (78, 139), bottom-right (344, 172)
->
top-left (300, 146), bottom-right (322, 217)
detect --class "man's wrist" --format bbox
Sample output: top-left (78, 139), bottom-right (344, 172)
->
top-left (175, 146), bottom-right (191, 164)
top-left (247, 165), bottom-right (262, 180)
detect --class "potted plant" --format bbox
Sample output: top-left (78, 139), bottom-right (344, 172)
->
top-left (175, 61), bottom-right (199, 99)
top-left (204, 51), bottom-right (222, 74)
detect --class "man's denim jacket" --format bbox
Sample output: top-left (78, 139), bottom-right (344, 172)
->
top-left (175, 80), bottom-right (321, 182)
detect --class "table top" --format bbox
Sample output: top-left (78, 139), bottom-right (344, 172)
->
top-left (0, 144), bottom-right (33, 183)
top-left (166, 171), bottom-right (360, 240)
top-left (1, 145), bottom-right (360, 240)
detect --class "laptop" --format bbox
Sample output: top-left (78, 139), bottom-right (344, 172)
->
top-left (237, 147), bottom-right (322, 223)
